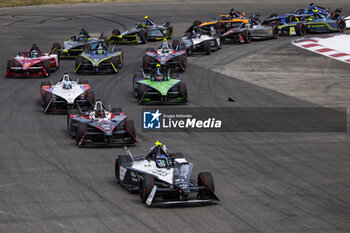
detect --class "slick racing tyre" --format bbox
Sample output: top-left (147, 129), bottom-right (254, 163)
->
top-left (272, 26), bottom-right (279, 39)
top-left (42, 60), bottom-right (50, 76)
top-left (111, 56), bottom-right (120, 72)
top-left (178, 83), bottom-right (187, 99)
top-left (111, 107), bottom-right (123, 114)
top-left (112, 29), bottom-right (121, 36)
top-left (295, 23), bottom-right (307, 36)
top-left (193, 20), bottom-right (202, 26)
top-left (43, 92), bottom-right (52, 109)
top-left (197, 172), bottom-right (215, 199)
top-left (76, 122), bottom-right (86, 146)
top-left (203, 40), bottom-right (211, 55)
top-left (115, 158), bottom-right (121, 182)
top-left (337, 19), bottom-right (346, 32)
top-left (75, 56), bottom-right (84, 73)
top-left (67, 109), bottom-right (79, 135)
top-left (137, 84), bottom-right (147, 102)
top-left (178, 55), bottom-right (186, 72)
top-left (87, 91), bottom-right (95, 105)
top-left (142, 55), bottom-right (151, 70)
top-left (269, 13), bottom-right (278, 18)
top-left (125, 120), bottom-right (136, 140)
top-left (139, 174), bottom-right (155, 203)
top-left (172, 39), bottom-right (180, 50)
top-left (83, 43), bottom-right (91, 52)
top-left (167, 26), bottom-right (174, 38)
top-left (242, 30), bottom-right (251, 43)
top-left (133, 73), bottom-right (143, 97)
top-left (169, 152), bottom-right (184, 158)
top-left (78, 80), bottom-right (89, 84)
top-left (139, 30), bottom-right (147, 44)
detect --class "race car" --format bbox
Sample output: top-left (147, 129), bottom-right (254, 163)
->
top-left (221, 15), bottom-right (279, 43)
top-left (40, 73), bottom-right (95, 112)
top-left (107, 16), bottom-right (173, 44)
top-left (195, 8), bottom-right (249, 34)
top-left (181, 25), bottom-right (221, 55)
top-left (67, 99), bottom-right (136, 147)
top-left (6, 44), bottom-right (59, 78)
top-left (277, 10), bottom-right (346, 36)
top-left (133, 64), bottom-right (187, 104)
top-left (142, 39), bottom-right (187, 72)
top-left (264, 3), bottom-right (335, 25)
top-left (115, 141), bottom-right (220, 206)
top-left (74, 41), bottom-right (124, 74)
top-left (50, 28), bottom-right (105, 59)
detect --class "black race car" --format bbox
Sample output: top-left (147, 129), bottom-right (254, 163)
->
top-left (67, 100), bottom-right (136, 147)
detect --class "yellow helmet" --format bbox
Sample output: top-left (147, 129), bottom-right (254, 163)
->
top-left (155, 140), bottom-right (162, 146)
top-left (156, 63), bottom-right (161, 68)
top-left (144, 16), bottom-right (148, 19)
top-left (163, 38), bottom-right (167, 42)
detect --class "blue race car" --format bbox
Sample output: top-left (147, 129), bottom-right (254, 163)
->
top-left (277, 9), bottom-right (346, 36)
top-left (263, 3), bottom-right (341, 25)
top-left (74, 41), bottom-right (124, 74)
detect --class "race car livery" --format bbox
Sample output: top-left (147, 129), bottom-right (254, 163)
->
top-left (67, 100), bottom-right (136, 147)
top-left (74, 41), bottom-right (124, 74)
top-left (115, 141), bottom-right (219, 205)
top-left (278, 10), bottom-right (346, 36)
top-left (107, 16), bottom-right (173, 44)
top-left (50, 28), bottom-right (105, 59)
top-left (40, 73), bottom-right (95, 112)
top-left (6, 44), bottom-right (59, 78)
top-left (182, 25), bottom-right (221, 55)
top-left (221, 15), bottom-right (279, 43)
top-left (196, 8), bottom-right (250, 34)
top-left (142, 39), bottom-right (187, 72)
top-left (133, 65), bottom-right (187, 104)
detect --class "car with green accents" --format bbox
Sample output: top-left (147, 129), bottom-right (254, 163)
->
top-left (74, 41), bottom-right (123, 74)
top-left (133, 66), bottom-right (187, 104)
top-left (50, 28), bottom-right (105, 59)
top-left (107, 16), bottom-right (173, 44)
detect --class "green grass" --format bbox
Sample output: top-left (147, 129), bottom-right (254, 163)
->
top-left (0, 0), bottom-right (151, 8)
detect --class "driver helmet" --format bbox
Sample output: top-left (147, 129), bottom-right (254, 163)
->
top-left (30, 50), bottom-right (39, 58)
top-left (156, 154), bottom-right (168, 168)
top-left (155, 64), bottom-right (164, 81)
top-left (161, 38), bottom-right (169, 53)
top-left (97, 45), bottom-right (104, 55)
top-left (62, 80), bottom-right (72, 89)
top-left (95, 108), bottom-right (105, 118)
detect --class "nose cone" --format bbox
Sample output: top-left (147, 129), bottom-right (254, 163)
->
top-left (23, 63), bottom-right (31, 71)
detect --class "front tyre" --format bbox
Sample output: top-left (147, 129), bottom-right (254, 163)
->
top-left (139, 174), bottom-right (155, 203)
top-left (197, 172), bottom-right (215, 199)
top-left (337, 19), bottom-right (346, 32)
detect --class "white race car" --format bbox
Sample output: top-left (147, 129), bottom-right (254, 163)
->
top-left (40, 73), bottom-right (95, 112)
top-left (115, 141), bottom-right (219, 206)
top-left (181, 24), bottom-right (221, 55)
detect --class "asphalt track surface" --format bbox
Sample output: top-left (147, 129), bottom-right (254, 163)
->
top-left (1, 1), bottom-right (350, 232)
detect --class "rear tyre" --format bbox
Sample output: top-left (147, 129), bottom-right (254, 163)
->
top-left (146, 47), bottom-right (155, 52)
top-left (112, 29), bottom-right (121, 36)
top-left (172, 39), bottom-right (180, 50)
top-left (332, 12), bottom-right (341, 20)
top-left (133, 73), bottom-right (143, 97)
top-left (139, 174), bottom-right (155, 203)
top-left (41, 81), bottom-right (51, 87)
top-left (167, 26), bottom-right (174, 38)
top-left (42, 60), bottom-right (50, 76)
top-left (139, 30), bottom-right (147, 44)
top-left (111, 107), bottom-right (123, 114)
top-left (295, 23), bottom-right (306, 36)
top-left (193, 20), bottom-right (202, 26)
top-left (142, 55), bottom-right (150, 70)
top-left (169, 152), bottom-right (184, 158)
top-left (78, 80), bottom-right (89, 84)
top-left (115, 158), bottom-right (120, 182)
top-left (7, 59), bottom-right (15, 71)
top-left (337, 19), bottom-right (346, 32)
top-left (51, 42), bottom-right (61, 58)
top-left (242, 30), bottom-right (251, 43)
top-left (67, 109), bottom-right (79, 135)
top-left (125, 120), bottom-right (136, 139)
top-left (197, 172), bottom-right (215, 199)
top-left (83, 43), bottom-right (91, 52)
top-left (269, 13), bottom-right (278, 18)
top-left (87, 91), bottom-right (95, 105)
top-left (272, 26), bottom-right (279, 39)
top-left (203, 40), bottom-right (211, 55)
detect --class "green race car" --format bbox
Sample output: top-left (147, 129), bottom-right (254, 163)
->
top-left (133, 66), bottom-right (187, 104)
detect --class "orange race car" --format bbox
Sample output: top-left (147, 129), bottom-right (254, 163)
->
top-left (194, 9), bottom-right (250, 34)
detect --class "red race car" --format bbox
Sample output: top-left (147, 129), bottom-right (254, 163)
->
top-left (6, 44), bottom-right (59, 78)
